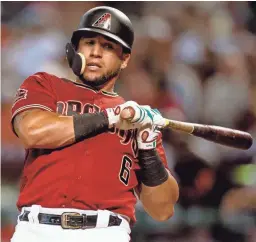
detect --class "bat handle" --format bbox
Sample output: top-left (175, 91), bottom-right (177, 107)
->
top-left (165, 119), bottom-right (194, 133)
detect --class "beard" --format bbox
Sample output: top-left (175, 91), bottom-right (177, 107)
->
top-left (79, 66), bottom-right (121, 88)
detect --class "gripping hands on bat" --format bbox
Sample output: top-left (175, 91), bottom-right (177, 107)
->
top-left (105, 102), bottom-right (166, 150)
top-left (105, 101), bottom-right (166, 130)
top-left (105, 101), bottom-right (253, 150)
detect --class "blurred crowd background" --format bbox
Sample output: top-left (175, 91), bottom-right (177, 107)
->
top-left (1, 1), bottom-right (256, 242)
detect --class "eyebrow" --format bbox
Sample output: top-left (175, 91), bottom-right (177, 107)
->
top-left (103, 36), bottom-right (119, 45)
top-left (81, 34), bottom-right (120, 46)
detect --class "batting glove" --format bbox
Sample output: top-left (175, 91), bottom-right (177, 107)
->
top-left (124, 104), bottom-right (167, 129)
top-left (137, 125), bottom-right (162, 150)
top-left (104, 101), bottom-right (142, 130)
top-left (141, 107), bottom-right (167, 128)
top-left (104, 102), bottom-right (167, 130)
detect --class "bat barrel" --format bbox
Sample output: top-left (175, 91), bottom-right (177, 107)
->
top-left (192, 125), bottom-right (253, 150)
top-left (165, 119), bottom-right (253, 150)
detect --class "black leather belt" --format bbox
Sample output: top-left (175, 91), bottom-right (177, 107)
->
top-left (19, 211), bottom-right (122, 229)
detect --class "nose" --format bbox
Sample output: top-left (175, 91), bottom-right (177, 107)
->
top-left (90, 43), bottom-right (102, 58)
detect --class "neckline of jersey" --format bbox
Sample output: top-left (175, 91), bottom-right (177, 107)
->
top-left (67, 79), bottom-right (119, 97)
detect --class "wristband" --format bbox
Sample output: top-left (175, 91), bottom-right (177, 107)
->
top-left (73, 112), bottom-right (109, 142)
top-left (138, 149), bottom-right (169, 187)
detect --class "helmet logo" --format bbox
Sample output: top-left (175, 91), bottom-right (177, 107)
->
top-left (92, 13), bottom-right (111, 30)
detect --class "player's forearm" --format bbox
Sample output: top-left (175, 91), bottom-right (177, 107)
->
top-left (140, 173), bottom-right (179, 221)
top-left (137, 149), bottom-right (179, 221)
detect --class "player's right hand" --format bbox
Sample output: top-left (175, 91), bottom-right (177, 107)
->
top-left (104, 101), bottom-right (152, 130)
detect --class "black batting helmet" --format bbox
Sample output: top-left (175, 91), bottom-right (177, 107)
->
top-left (71, 6), bottom-right (134, 53)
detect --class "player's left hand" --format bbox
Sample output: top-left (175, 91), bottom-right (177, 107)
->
top-left (137, 124), bottom-right (162, 150)
top-left (143, 107), bottom-right (167, 128)
top-left (120, 105), bottom-right (167, 129)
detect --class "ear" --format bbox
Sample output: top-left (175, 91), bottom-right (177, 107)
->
top-left (121, 53), bottom-right (131, 70)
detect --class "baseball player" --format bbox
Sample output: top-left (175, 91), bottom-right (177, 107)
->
top-left (10, 6), bottom-right (179, 242)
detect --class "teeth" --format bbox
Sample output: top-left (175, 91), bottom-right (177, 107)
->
top-left (87, 65), bottom-right (100, 70)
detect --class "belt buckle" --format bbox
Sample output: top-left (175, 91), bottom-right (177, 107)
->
top-left (61, 212), bottom-right (81, 229)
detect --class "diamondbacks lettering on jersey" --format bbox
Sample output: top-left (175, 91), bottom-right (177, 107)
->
top-left (56, 99), bottom-right (138, 157)
top-left (56, 100), bottom-right (100, 116)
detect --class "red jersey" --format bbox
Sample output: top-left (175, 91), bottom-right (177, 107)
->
top-left (11, 72), bottom-right (168, 223)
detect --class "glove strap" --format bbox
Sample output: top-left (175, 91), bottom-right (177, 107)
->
top-left (137, 140), bottom-right (157, 150)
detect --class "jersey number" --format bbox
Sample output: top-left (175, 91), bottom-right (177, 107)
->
top-left (119, 156), bottom-right (132, 186)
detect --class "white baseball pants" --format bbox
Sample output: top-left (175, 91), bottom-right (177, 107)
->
top-left (11, 205), bottom-right (131, 242)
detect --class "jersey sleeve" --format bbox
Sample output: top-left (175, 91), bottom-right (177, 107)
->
top-left (11, 72), bottom-right (57, 123)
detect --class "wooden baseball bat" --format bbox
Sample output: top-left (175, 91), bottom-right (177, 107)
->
top-left (164, 119), bottom-right (253, 150)
top-left (120, 107), bottom-right (253, 150)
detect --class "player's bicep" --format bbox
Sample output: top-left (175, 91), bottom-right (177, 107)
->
top-left (12, 107), bottom-right (75, 149)
top-left (13, 109), bottom-right (44, 137)
top-left (13, 110), bottom-right (30, 137)
top-left (12, 109), bottom-right (60, 148)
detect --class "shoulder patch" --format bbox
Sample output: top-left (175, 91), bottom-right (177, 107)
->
top-left (13, 88), bottom-right (28, 104)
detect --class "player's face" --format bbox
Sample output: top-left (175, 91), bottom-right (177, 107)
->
top-left (77, 34), bottom-right (130, 84)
